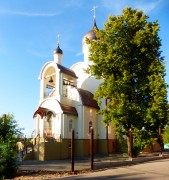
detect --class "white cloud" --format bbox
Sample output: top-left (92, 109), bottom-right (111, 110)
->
top-left (0, 9), bottom-right (61, 17)
top-left (27, 49), bottom-right (49, 58)
top-left (100, 0), bottom-right (127, 15)
top-left (75, 52), bottom-right (83, 57)
top-left (101, 0), bottom-right (164, 15)
top-left (64, 0), bottom-right (84, 8)
top-left (132, 0), bottom-right (163, 13)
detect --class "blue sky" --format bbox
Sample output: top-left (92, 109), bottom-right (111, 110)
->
top-left (0, 0), bottom-right (168, 136)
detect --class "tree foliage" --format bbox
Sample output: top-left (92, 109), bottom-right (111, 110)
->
top-left (163, 125), bottom-right (169, 144)
top-left (87, 8), bottom-right (168, 154)
top-left (0, 114), bottom-right (22, 179)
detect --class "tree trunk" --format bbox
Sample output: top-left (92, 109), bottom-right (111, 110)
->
top-left (159, 127), bottom-right (163, 157)
top-left (127, 130), bottom-right (133, 161)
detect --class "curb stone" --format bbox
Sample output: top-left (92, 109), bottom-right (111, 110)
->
top-left (94, 154), bottom-right (169, 170)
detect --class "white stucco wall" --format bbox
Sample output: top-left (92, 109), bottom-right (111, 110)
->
top-left (39, 99), bottom-right (61, 113)
top-left (70, 62), bottom-right (103, 94)
top-left (70, 62), bottom-right (89, 88)
top-left (108, 123), bottom-right (116, 139)
top-left (62, 114), bottom-right (77, 139)
top-left (83, 106), bottom-right (97, 139)
top-left (81, 77), bottom-right (103, 94)
top-left (76, 104), bottom-right (83, 139)
top-left (82, 43), bottom-right (90, 64)
top-left (53, 114), bottom-right (61, 139)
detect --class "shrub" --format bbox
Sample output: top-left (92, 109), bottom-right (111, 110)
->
top-left (0, 114), bottom-right (21, 179)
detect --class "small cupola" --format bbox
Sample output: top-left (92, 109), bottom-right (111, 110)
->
top-left (53, 34), bottom-right (63, 64)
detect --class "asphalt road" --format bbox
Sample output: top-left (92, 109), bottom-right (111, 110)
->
top-left (54, 158), bottom-right (169, 180)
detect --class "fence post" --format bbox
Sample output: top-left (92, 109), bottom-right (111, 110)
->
top-left (71, 129), bottom-right (75, 173)
top-left (90, 127), bottom-right (94, 170)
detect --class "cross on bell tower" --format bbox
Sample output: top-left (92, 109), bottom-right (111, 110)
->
top-left (53, 33), bottom-right (63, 64)
top-left (57, 34), bottom-right (60, 47)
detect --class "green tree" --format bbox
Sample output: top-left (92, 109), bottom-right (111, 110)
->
top-left (163, 125), bottom-right (169, 145)
top-left (87, 8), bottom-right (168, 158)
top-left (0, 114), bottom-right (22, 179)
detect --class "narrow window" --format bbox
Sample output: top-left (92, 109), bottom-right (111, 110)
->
top-left (69, 119), bottom-right (73, 132)
top-left (89, 121), bottom-right (93, 133)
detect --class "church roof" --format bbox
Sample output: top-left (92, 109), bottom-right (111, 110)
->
top-left (59, 102), bottom-right (78, 116)
top-left (56, 63), bottom-right (78, 78)
top-left (77, 88), bottom-right (100, 109)
top-left (33, 107), bottom-right (56, 118)
top-left (33, 103), bottom-right (78, 118)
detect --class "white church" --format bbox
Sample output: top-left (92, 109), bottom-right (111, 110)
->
top-left (32, 13), bottom-right (117, 160)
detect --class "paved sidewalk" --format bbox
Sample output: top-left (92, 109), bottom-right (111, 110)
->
top-left (19, 150), bottom-right (169, 172)
top-left (19, 159), bottom-right (90, 172)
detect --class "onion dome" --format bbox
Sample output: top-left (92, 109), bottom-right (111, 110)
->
top-left (54, 44), bottom-right (63, 54)
top-left (82, 20), bottom-right (98, 45)
top-left (53, 39), bottom-right (63, 64)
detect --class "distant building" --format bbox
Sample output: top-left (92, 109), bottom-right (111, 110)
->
top-left (33, 18), bottom-right (117, 160)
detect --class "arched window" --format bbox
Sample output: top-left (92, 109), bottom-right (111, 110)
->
top-left (89, 121), bottom-right (93, 133)
top-left (44, 112), bottom-right (52, 137)
top-left (69, 119), bottom-right (73, 132)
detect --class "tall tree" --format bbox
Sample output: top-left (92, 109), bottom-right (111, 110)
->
top-left (86, 8), bottom-right (168, 158)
